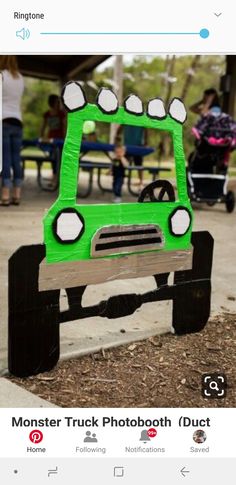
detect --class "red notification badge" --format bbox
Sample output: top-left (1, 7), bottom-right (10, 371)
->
top-left (147, 428), bottom-right (157, 438)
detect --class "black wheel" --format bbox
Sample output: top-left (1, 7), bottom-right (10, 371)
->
top-left (8, 245), bottom-right (60, 377)
top-left (138, 180), bottom-right (175, 202)
top-left (225, 190), bottom-right (235, 213)
top-left (172, 231), bottom-right (214, 335)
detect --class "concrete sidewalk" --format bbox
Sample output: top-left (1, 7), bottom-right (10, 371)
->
top-left (0, 378), bottom-right (57, 407)
top-left (1, 171), bottom-right (236, 378)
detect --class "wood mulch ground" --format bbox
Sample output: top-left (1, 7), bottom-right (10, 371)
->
top-left (10, 312), bottom-right (235, 408)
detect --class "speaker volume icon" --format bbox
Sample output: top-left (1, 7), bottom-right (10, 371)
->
top-left (16, 28), bottom-right (30, 40)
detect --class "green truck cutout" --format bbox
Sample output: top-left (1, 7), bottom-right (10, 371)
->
top-left (8, 82), bottom-right (214, 378)
top-left (42, 83), bottom-right (193, 278)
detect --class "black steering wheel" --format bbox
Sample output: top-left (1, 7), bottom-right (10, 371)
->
top-left (138, 180), bottom-right (175, 203)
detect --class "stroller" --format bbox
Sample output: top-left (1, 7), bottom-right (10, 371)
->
top-left (188, 111), bottom-right (236, 213)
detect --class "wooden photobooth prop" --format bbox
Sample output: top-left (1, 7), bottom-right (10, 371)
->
top-left (8, 84), bottom-right (214, 377)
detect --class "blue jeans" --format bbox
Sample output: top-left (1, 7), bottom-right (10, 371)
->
top-left (113, 173), bottom-right (124, 197)
top-left (2, 122), bottom-right (23, 188)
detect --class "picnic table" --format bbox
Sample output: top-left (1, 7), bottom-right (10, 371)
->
top-left (21, 139), bottom-right (171, 198)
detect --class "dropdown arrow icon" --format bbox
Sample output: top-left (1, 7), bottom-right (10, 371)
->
top-left (214, 12), bottom-right (222, 17)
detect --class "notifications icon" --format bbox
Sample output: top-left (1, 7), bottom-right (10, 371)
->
top-left (140, 428), bottom-right (157, 442)
top-left (29, 429), bottom-right (43, 444)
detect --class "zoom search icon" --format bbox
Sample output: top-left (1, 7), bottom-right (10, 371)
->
top-left (29, 430), bottom-right (43, 444)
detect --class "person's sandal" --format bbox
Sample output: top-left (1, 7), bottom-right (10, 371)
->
top-left (11, 198), bottom-right (21, 206)
top-left (1, 199), bottom-right (11, 206)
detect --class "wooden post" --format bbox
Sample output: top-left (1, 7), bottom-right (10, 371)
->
top-left (221, 55), bottom-right (236, 116)
top-left (162, 56), bottom-right (176, 157)
top-left (181, 55), bottom-right (201, 101)
top-left (165, 55), bottom-right (176, 106)
top-left (110, 55), bottom-right (123, 143)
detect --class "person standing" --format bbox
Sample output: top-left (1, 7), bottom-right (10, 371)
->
top-left (0, 55), bottom-right (24, 205)
top-left (116, 124), bottom-right (147, 188)
top-left (40, 94), bottom-right (65, 140)
top-left (190, 88), bottom-right (221, 116)
top-left (40, 94), bottom-right (66, 187)
top-left (112, 144), bottom-right (128, 203)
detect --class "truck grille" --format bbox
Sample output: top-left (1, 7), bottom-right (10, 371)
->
top-left (91, 224), bottom-right (164, 257)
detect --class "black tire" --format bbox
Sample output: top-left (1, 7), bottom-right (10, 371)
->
top-left (8, 245), bottom-right (60, 377)
top-left (172, 231), bottom-right (214, 335)
top-left (225, 190), bottom-right (235, 213)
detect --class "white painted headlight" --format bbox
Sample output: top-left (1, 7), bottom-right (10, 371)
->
top-left (54, 210), bottom-right (84, 243)
top-left (170, 208), bottom-right (191, 236)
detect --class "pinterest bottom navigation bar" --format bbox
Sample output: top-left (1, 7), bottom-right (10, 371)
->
top-left (0, 458), bottom-right (234, 485)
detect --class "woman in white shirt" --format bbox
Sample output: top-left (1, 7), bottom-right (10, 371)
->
top-left (0, 56), bottom-right (24, 205)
